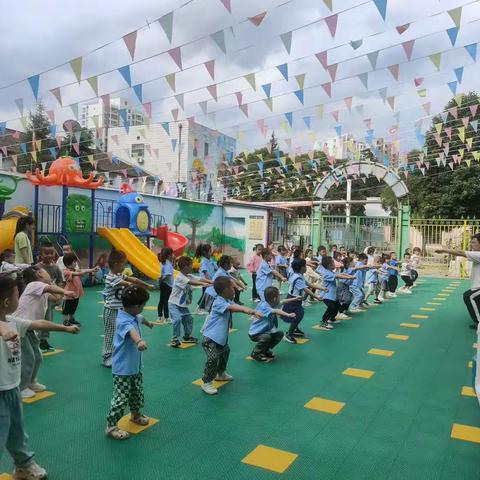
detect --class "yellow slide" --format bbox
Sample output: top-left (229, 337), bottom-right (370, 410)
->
top-left (98, 227), bottom-right (160, 280)
top-left (0, 206), bottom-right (31, 254)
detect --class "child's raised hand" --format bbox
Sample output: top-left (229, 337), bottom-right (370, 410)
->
top-left (137, 340), bottom-right (147, 351)
top-left (66, 325), bottom-right (80, 334)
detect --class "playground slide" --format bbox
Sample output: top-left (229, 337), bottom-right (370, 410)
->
top-left (154, 225), bottom-right (189, 256)
top-left (97, 227), bottom-right (160, 280)
top-left (0, 207), bottom-right (31, 253)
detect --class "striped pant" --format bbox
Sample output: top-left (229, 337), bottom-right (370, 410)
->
top-left (201, 338), bottom-right (230, 383)
top-left (464, 289), bottom-right (480, 325)
top-left (106, 372), bottom-right (144, 427)
top-left (103, 307), bottom-right (119, 360)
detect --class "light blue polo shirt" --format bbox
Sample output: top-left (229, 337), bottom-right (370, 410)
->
top-left (366, 268), bottom-right (378, 284)
top-left (288, 272), bottom-right (307, 296)
top-left (200, 257), bottom-right (217, 280)
top-left (205, 267), bottom-right (231, 297)
top-left (275, 255), bottom-right (288, 267)
top-left (160, 259), bottom-right (174, 287)
top-left (319, 265), bottom-right (337, 301)
top-left (338, 267), bottom-right (354, 286)
top-left (255, 260), bottom-right (273, 295)
top-left (352, 262), bottom-right (366, 287)
top-left (388, 260), bottom-right (398, 277)
top-left (249, 301), bottom-right (278, 336)
top-left (202, 295), bottom-right (232, 346)
top-left (315, 255), bottom-right (324, 273)
top-left (112, 310), bottom-right (143, 376)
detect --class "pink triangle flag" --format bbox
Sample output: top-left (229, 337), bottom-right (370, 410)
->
top-left (248, 12), bottom-right (267, 26)
top-left (321, 82), bottom-right (332, 98)
top-left (123, 31), bottom-right (138, 61)
top-left (470, 104), bottom-right (478, 117)
top-left (448, 106), bottom-right (458, 119)
top-left (46, 110), bottom-right (55, 123)
top-left (462, 116), bottom-right (470, 128)
top-left (387, 96), bottom-right (395, 110)
top-left (422, 102), bottom-right (431, 115)
top-left (50, 87), bottom-right (62, 106)
top-left (219, 0), bottom-right (231, 12)
top-left (444, 127), bottom-right (452, 139)
top-left (143, 102), bottom-right (152, 118)
top-left (344, 97), bottom-right (353, 111)
top-left (414, 78), bottom-right (424, 87)
top-left (315, 51), bottom-right (328, 69)
top-left (331, 110), bottom-right (339, 122)
top-left (402, 40), bottom-right (415, 60)
top-left (111, 134), bottom-right (119, 145)
top-left (1, 146), bottom-right (7, 157)
top-left (235, 91), bottom-right (243, 106)
top-left (171, 108), bottom-right (179, 121)
top-left (325, 14), bottom-right (338, 37)
top-left (434, 133), bottom-right (442, 146)
top-left (239, 104), bottom-right (249, 117)
top-left (204, 60), bottom-right (215, 80)
top-left (168, 47), bottom-right (183, 70)
top-left (72, 143), bottom-right (80, 155)
top-left (56, 135), bottom-right (63, 149)
top-left (396, 23), bottom-right (410, 34)
top-left (327, 64), bottom-right (338, 81)
top-left (207, 84), bottom-right (218, 101)
top-left (364, 118), bottom-right (372, 129)
top-left (101, 94), bottom-right (110, 111)
top-left (388, 64), bottom-right (399, 80)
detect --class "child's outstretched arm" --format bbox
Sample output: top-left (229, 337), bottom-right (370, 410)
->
top-left (70, 266), bottom-right (100, 276)
top-left (304, 287), bottom-right (326, 301)
top-left (281, 296), bottom-right (303, 305)
top-left (336, 273), bottom-right (356, 280)
top-left (228, 304), bottom-right (261, 317)
top-left (271, 308), bottom-right (296, 319)
top-left (129, 328), bottom-right (147, 351)
top-left (272, 270), bottom-right (287, 282)
top-left (435, 248), bottom-right (467, 258)
top-left (29, 320), bottom-right (80, 334)
top-left (126, 276), bottom-right (155, 290)
top-left (44, 284), bottom-right (76, 298)
top-left (188, 278), bottom-right (211, 287)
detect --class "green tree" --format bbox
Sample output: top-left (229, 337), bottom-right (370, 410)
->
top-left (176, 202), bottom-right (214, 250)
top-left (61, 127), bottom-right (95, 176)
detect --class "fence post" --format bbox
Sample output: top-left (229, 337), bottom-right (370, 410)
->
top-left (461, 220), bottom-right (467, 278)
top-left (311, 206), bottom-right (321, 248)
top-left (397, 204), bottom-right (410, 257)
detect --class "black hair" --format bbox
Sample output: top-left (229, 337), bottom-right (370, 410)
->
top-left (472, 233), bottom-right (480, 242)
top-left (0, 276), bottom-right (17, 303)
top-left (366, 246), bottom-right (375, 255)
top-left (177, 256), bottom-right (193, 270)
top-left (159, 247), bottom-right (173, 264)
top-left (63, 253), bottom-right (78, 267)
top-left (291, 258), bottom-right (306, 272)
top-left (218, 255), bottom-right (232, 269)
top-left (213, 276), bottom-right (233, 295)
top-left (293, 249), bottom-right (302, 259)
top-left (317, 245), bottom-right (326, 253)
top-left (321, 255), bottom-right (334, 269)
top-left (40, 241), bottom-right (54, 250)
top-left (358, 253), bottom-right (368, 261)
top-left (22, 266), bottom-right (42, 285)
top-left (342, 256), bottom-right (351, 268)
top-left (15, 216), bottom-right (34, 236)
top-left (108, 249), bottom-right (127, 269)
top-left (0, 250), bottom-right (14, 262)
top-left (121, 285), bottom-right (150, 308)
top-left (264, 286), bottom-right (280, 303)
top-left (201, 244), bottom-right (212, 257)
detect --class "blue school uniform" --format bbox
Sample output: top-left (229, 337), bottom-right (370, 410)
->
top-left (112, 310), bottom-right (143, 376)
top-left (318, 266), bottom-right (337, 301)
top-left (160, 259), bottom-right (174, 287)
top-left (249, 301), bottom-right (278, 336)
top-left (388, 260), bottom-right (398, 277)
top-left (255, 260), bottom-right (273, 301)
top-left (200, 257), bottom-right (217, 280)
top-left (366, 268), bottom-right (378, 284)
top-left (282, 272), bottom-right (306, 322)
top-left (202, 296), bottom-right (232, 346)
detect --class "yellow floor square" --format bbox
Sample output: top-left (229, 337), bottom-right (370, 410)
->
top-left (294, 338), bottom-right (310, 344)
top-left (411, 315), bottom-right (428, 319)
top-left (312, 325), bottom-right (331, 331)
top-left (22, 391), bottom-right (56, 404)
top-left (451, 423), bottom-right (480, 443)
top-left (143, 306), bottom-right (157, 311)
top-left (427, 302), bottom-right (441, 306)
top-left (97, 301), bottom-right (104, 304)
top-left (166, 342), bottom-right (196, 349)
top-left (304, 397), bottom-right (346, 414)
top-left (42, 349), bottom-right (64, 357)
top-left (242, 444), bottom-right (298, 473)
top-left (192, 379), bottom-right (230, 389)
top-left (461, 386), bottom-right (477, 397)
top-left (437, 293), bottom-right (449, 297)
top-left (229, 328), bottom-right (238, 333)
top-left (443, 288), bottom-right (455, 291)
top-left (342, 367), bottom-right (375, 379)
top-left (0, 474), bottom-right (12, 480)
top-left (386, 334), bottom-right (409, 341)
top-left (474, 343), bottom-right (479, 349)
top-left (117, 415), bottom-right (159, 434)
top-left (400, 323), bottom-right (420, 328)
top-left (246, 356), bottom-right (273, 363)
top-left (368, 348), bottom-right (395, 357)
top-left (468, 361), bottom-right (473, 368)
top-left (420, 308), bottom-right (435, 311)
top-left (433, 298), bottom-right (446, 301)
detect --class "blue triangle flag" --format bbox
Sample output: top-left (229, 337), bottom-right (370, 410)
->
top-left (454, 66), bottom-right (464, 83)
top-left (261, 83), bottom-right (271, 98)
top-left (409, 164), bottom-right (415, 172)
top-left (161, 122), bottom-right (170, 136)
top-left (374, 145), bottom-right (380, 159)
top-left (0, 122), bottom-right (6, 135)
top-left (124, 120), bottom-right (130, 134)
top-left (118, 65), bottom-right (132, 86)
top-left (446, 27), bottom-right (458, 46)
top-left (257, 161), bottom-right (264, 177)
top-left (471, 120), bottom-right (478, 132)
top-left (465, 43), bottom-right (477, 61)
top-left (448, 81), bottom-right (457, 95)
top-left (373, 0), bottom-right (387, 20)
top-left (378, 87), bottom-right (387, 102)
top-left (383, 154), bottom-right (390, 167)
top-left (133, 84), bottom-right (143, 103)
top-left (303, 116), bottom-right (311, 129)
top-left (285, 112), bottom-right (293, 127)
top-left (277, 63), bottom-right (289, 81)
top-left (440, 112), bottom-right (448, 123)
top-left (171, 139), bottom-right (177, 151)
top-left (27, 75), bottom-right (40, 101)
top-left (119, 108), bottom-right (127, 125)
top-left (49, 125), bottom-right (57, 137)
top-left (112, 155), bottom-right (120, 165)
top-left (20, 143), bottom-right (27, 154)
top-left (334, 125), bottom-right (342, 137)
top-left (294, 89), bottom-right (304, 104)
top-left (48, 147), bottom-right (57, 159)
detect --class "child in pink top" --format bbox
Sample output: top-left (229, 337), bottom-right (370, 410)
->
top-left (246, 244), bottom-right (263, 302)
top-left (62, 253), bottom-right (99, 326)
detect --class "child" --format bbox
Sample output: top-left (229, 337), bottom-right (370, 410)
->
top-left (102, 250), bottom-right (154, 367)
top-left (364, 256), bottom-right (382, 305)
top-left (387, 253), bottom-right (400, 298)
top-left (274, 246), bottom-right (289, 289)
top-left (349, 253), bottom-right (369, 313)
top-left (36, 242), bottom-right (64, 352)
top-left (62, 253), bottom-right (99, 326)
top-left (377, 258), bottom-right (390, 302)
top-left (0, 276), bottom-right (79, 480)
top-left (105, 285), bottom-right (154, 440)
top-left (282, 259), bottom-right (325, 343)
top-left (336, 257), bottom-right (354, 319)
top-left (168, 256), bottom-right (211, 348)
top-left (246, 244), bottom-right (263, 302)
top-left (229, 258), bottom-right (248, 305)
top-left (196, 244), bottom-right (217, 314)
top-left (200, 277), bottom-right (259, 395)
top-left (399, 254), bottom-right (414, 294)
top-left (318, 256), bottom-right (356, 329)
top-left (248, 286), bottom-right (294, 361)
top-left (411, 247), bottom-right (421, 284)
top-left (0, 250), bottom-right (30, 279)
top-left (17, 266), bottom-right (76, 399)
top-left (56, 243), bottom-right (74, 276)
top-left (157, 247), bottom-right (174, 324)
top-left (256, 248), bottom-right (287, 302)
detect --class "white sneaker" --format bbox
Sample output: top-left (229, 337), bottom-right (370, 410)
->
top-left (13, 462), bottom-right (47, 480)
top-left (403, 289), bottom-right (413, 294)
top-left (156, 317), bottom-right (165, 324)
top-left (349, 307), bottom-right (364, 313)
top-left (195, 308), bottom-right (207, 315)
top-left (201, 382), bottom-right (218, 395)
top-left (215, 372), bottom-right (233, 381)
top-left (21, 388), bottom-right (36, 399)
top-left (336, 313), bottom-right (350, 320)
top-left (29, 382), bottom-right (46, 393)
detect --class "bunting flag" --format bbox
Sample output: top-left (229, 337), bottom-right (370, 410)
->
top-left (447, 27), bottom-right (459, 46)
top-left (387, 96), bottom-right (395, 110)
top-left (86, 76), bottom-right (99, 96)
top-left (429, 53), bottom-right (441, 71)
top-left (161, 122), bottom-right (170, 136)
top-left (118, 65), bottom-right (132, 86)
top-left (171, 139), bottom-right (178, 151)
top-left (15, 98), bottom-right (24, 116)
top-left (327, 64), bottom-right (338, 81)
top-left (350, 39), bottom-right (363, 50)
top-left (358, 72), bottom-right (368, 89)
top-left (295, 73), bottom-right (305, 89)
top-left (321, 82), bottom-right (332, 98)
top-left (402, 40), bottom-right (415, 60)
top-left (263, 98), bottom-right (273, 111)
top-left (204, 60), bottom-right (215, 80)
top-left (325, 14), bottom-right (338, 37)
top-left (219, 0), bottom-right (231, 13)
top-left (159, 12), bottom-right (174, 43)
top-left (454, 66), bottom-right (464, 83)
top-left (165, 73), bottom-right (176, 92)
top-left (414, 77), bottom-right (424, 87)
top-left (101, 94), bottom-right (110, 111)
top-left (457, 126), bottom-right (465, 142)
top-left (396, 23), bottom-right (410, 34)
top-left (448, 81), bottom-right (457, 95)
top-left (344, 96), bottom-right (353, 111)
top-left (378, 87), bottom-right (387, 103)
top-left (471, 120), bottom-right (478, 132)
top-left (367, 51), bottom-right (379, 69)
top-left (280, 31), bottom-right (293, 54)
top-left (207, 84), bottom-right (218, 101)
top-left (448, 6), bottom-right (462, 28)
top-left (69, 57), bottom-right (82, 84)
top-left (470, 104), bottom-right (478, 117)
top-left (239, 104), bottom-right (249, 117)
top-left (171, 108), bottom-right (179, 121)
top-left (444, 127), bottom-right (452, 139)
top-left (322, 0), bottom-right (333, 11)
top-left (462, 116), bottom-right (470, 128)
top-left (211, 30), bottom-right (226, 54)
top-left (373, 0), bottom-right (388, 20)
top-left (27, 75), bottom-right (40, 101)
top-left (465, 43), bottom-right (477, 61)
top-left (235, 91), bottom-right (243, 106)
top-left (168, 47), bottom-right (183, 70)
top-left (249, 12), bottom-right (267, 26)
top-left (133, 84), bottom-right (143, 103)
top-left (244, 72), bottom-right (257, 90)
top-left (175, 93), bottom-right (184, 109)
top-left (417, 88), bottom-right (427, 97)
top-left (448, 106), bottom-right (458, 119)
top-left (262, 83), bottom-right (272, 98)
top-left (388, 64), bottom-right (399, 80)
top-left (276, 63), bottom-right (289, 81)
top-left (316, 104), bottom-right (324, 118)
top-left (422, 102), bottom-right (431, 115)
top-left (303, 116), bottom-right (311, 129)
top-left (70, 103), bottom-right (79, 119)
top-left (123, 31), bottom-right (137, 60)
top-left (315, 51), bottom-right (328, 69)
top-left (331, 110), bottom-right (339, 122)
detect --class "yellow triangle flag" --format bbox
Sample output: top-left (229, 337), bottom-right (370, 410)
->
top-left (457, 127), bottom-right (465, 142)
top-left (69, 57), bottom-right (83, 84)
top-left (429, 53), bottom-right (441, 71)
top-left (309, 132), bottom-right (317, 143)
top-left (281, 121), bottom-right (289, 134)
top-left (467, 137), bottom-right (473, 149)
top-left (295, 73), bottom-right (306, 89)
top-left (465, 159), bottom-right (471, 167)
top-left (280, 156), bottom-right (287, 166)
top-left (244, 73), bottom-right (256, 91)
top-left (138, 128), bottom-right (146, 138)
top-left (316, 104), bottom-right (324, 117)
top-left (92, 115), bottom-right (99, 128)
top-left (88, 154), bottom-right (94, 165)
top-left (87, 76), bottom-right (98, 96)
top-left (238, 131), bottom-right (245, 141)
top-left (20, 117), bottom-right (28, 130)
top-left (145, 117), bottom-right (151, 128)
top-left (417, 88), bottom-right (427, 97)
top-left (263, 98), bottom-right (273, 111)
top-left (454, 94), bottom-right (463, 106)
top-left (459, 148), bottom-right (464, 158)
top-left (473, 151), bottom-right (480, 161)
top-left (435, 123), bottom-right (442, 134)
top-left (257, 153), bottom-right (263, 161)
top-left (448, 6), bottom-right (462, 28)
top-left (322, 0), bottom-right (333, 11)
top-left (31, 150), bottom-right (37, 162)
top-left (165, 73), bottom-right (176, 92)
top-left (35, 140), bottom-right (42, 151)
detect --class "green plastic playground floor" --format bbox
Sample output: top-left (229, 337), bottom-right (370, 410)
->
top-left (1, 277), bottom-right (479, 479)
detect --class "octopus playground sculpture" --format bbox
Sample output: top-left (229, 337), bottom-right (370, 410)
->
top-left (26, 156), bottom-right (104, 188)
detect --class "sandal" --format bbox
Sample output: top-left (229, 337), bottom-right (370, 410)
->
top-left (105, 426), bottom-right (130, 440)
top-left (130, 413), bottom-right (149, 426)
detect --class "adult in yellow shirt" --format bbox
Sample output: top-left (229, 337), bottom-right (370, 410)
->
top-left (14, 216), bottom-right (34, 265)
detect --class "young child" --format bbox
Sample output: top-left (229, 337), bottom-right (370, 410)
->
top-left (105, 285), bottom-right (154, 440)
top-left (200, 277), bottom-right (258, 395)
top-left (157, 247), bottom-right (174, 325)
top-left (196, 244), bottom-right (217, 314)
top-left (275, 246), bottom-right (289, 289)
top-left (282, 259), bottom-right (325, 343)
top-left (256, 248), bottom-right (287, 302)
top-left (0, 276), bottom-right (79, 479)
top-left (318, 256), bottom-right (356, 330)
top-left (246, 244), bottom-right (263, 302)
top-left (229, 258), bottom-right (248, 305)
top-left (336, 257), bottom-right (354, 319)
top-left (377, 257), bottom-right (390, 302)
top-left (386, 253), bottom-right (400, 298)
top-left (349, 253), bottom-right (369, 313)
top-left (0, 249), bottom-right (30, 295)
top-left (36, 242), bottom-right (64, 352)
top-left (248, 286), bottom-right (294, 361)
top-left (411, 247), bottom-right (421, 284)
top-left (102, 250), bottom-right (153, 367)
top-left (17, 266), bottom-right (76, 399)
top-left (364, 256), bottom-right (382, 304)
top-left (62, 253), bottom-right (99, 326)
top-left (56, 243), bottom-right (74, 276)
top-left (168, 256), bottom-right (211, 348)
top-left (399, 254), bottom-right (414, 294)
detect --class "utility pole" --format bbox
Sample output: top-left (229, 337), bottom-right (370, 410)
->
top-left (177, 123), bottom-right (183, 184)
top-left (346, 178), bottom-right (352, 225)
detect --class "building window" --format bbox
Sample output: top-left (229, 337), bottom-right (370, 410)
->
top-left (204, 142), bottom-right (209, 157)
top-left (131, 144), bottom-right (145, 163)
top-left (193, 139), bottom-right (198, 157)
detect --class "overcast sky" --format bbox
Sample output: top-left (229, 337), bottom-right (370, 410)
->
top-left (1, 0), bottom-right (480, 155)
